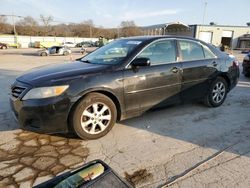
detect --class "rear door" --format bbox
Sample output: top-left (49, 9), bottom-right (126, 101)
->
top-left (177, 39), bottom-right (218, 101)
top-left (123, 39), bottom-right (182, 115)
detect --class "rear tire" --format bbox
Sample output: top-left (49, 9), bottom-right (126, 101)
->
top-left (71, 92), bottom-right (117, 140)
top-left (204, 77), bottom-right (228, 107)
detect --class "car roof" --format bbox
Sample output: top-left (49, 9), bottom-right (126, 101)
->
top-left (119, 35), bottom-right (204, 43)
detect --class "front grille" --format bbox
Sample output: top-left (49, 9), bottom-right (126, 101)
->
top-left (11, 86), bottom-right (26, 98)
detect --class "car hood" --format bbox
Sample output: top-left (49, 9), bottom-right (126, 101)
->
top-left (17, 61), bottom-right (109, 86)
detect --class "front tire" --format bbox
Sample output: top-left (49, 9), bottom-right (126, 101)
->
top-left (71, 93), bottom-right (117, 140)
top-left (204, 77), bottom-right (228, 107)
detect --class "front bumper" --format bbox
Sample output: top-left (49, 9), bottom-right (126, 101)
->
top-left (10, 90), bottom-right (72, 134)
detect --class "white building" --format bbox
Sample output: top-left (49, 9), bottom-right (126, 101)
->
top-left (143, 22), bottom-right (250, 50)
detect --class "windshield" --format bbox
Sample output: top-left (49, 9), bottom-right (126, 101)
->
top-left (81, 39), bottom-right (142, 65)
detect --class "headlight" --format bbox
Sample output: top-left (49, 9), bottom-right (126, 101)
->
top-left (22, 85), bottom-right (69, 100)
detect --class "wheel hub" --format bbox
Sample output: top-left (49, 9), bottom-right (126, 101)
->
top-left (80, 102), bottom-right (111, 135)
top-left (212, 82), bottom-right (226, 103)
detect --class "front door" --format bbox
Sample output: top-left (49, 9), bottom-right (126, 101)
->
top-left (123, 39), bottom-right (182, 115)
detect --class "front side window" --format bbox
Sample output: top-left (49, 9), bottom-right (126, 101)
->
top-left (136, 40), bottom-right (176, 65)
top-left (179, 40), bottom-right (205, 61)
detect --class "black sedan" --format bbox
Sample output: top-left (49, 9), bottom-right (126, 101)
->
top-left (10, 36), bottom-right (239, 139)
top-left (242, 53), bottom-right (250, 77)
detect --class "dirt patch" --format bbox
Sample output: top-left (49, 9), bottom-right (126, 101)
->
top-left (0, 131), bottom-right (89, 187)
top-left (124, 169), bottom-right (153, 187)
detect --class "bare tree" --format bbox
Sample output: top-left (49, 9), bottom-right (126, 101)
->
top-left (0, 15), bottom-right (122, 38)
top-left (40, 15), bottom-right (53, 26)
top-left (120, 21), bottom-right (136, 28)
top-left (17, 16), bottom-right (38, 27)
top-left (82, 19), bottom-right (94, 38)
top-left (0, 15), bottom-right (12, 34)
top-left (82, 19), bottom-right (93, 26)
top-left (16, 16), bottom-right (39, 35)
top-left (40, 15), bottom-right (53, 35)
top-left (120, 20), bottom-right (142, 37)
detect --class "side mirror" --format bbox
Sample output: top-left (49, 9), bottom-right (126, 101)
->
top-left (131, 57), bottom-right (151, 67)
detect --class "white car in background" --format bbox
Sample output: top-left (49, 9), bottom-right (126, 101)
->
top-left (62, 42), bottom-right (76, 48)
top-left (38, 46), bottom-right (71, 56)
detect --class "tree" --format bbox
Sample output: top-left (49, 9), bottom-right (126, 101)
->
top-left (17, 16), bottom-right (38, 27)
top-left (120, 21), bottom-right (136, 28)
top-left (120, 20), bottom-right (142, 37)
top-left (15, 16), bottom-right (38, 35)
top-left (0, 15), bottom-right (12, 34)
top-left (40, 15), bottom-right (53, 35)
top-left (82, 19), bottom-right (94, 38)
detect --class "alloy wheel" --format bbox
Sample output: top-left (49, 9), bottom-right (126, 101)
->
top-left (212, 81), bottom-right (226, 103)
top-left (80, 102), bottom-right (111, 135)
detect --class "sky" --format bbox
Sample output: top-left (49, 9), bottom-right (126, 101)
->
top-left (1, 0), bottom-right (249, 28)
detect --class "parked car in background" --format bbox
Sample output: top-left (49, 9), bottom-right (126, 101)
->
top-left (80, 46), bottom-right (98, 54)
top-left (38, 46), bottom-right (71, 56)
top-left (242, 53), bottom-right (250, 77)
top-left (0, 42), bottom-right (8, 49)
top-left (62, 42), bottom-right (76, 48)
top-left (10, 36), bottom-right (239, 140)
top-left (76, 41), bottom-right (95, 48)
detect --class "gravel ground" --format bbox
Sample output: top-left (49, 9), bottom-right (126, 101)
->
top-left (0, 48), bottom-right (249, 188)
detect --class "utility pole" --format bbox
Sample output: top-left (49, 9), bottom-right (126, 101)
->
top-left (117, 26), bottom-right (120, 38)
top-left (198, 2), bottom-right (207, 39)
top-left (11, 13), bottom-right (17, 44)
top-left (89, 25), bottom-right (92, 38)
top-left (202, 2), bottom-right (208, 25)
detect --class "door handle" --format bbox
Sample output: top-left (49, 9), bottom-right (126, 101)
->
top-left (171, 67), bottom-right (180, 73)
top-left (212, 62), bottom-right (218, 67)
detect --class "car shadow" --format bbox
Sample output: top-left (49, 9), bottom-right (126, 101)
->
top-left (120, 81), bottom-right (250, 160)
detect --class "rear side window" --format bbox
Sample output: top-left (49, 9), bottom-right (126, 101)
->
top-left (179, 41), bottom-right (205, 61)
top-left (137, 40), bottom-right (176, 65)
top-left (203, 45), bottom-right (216, 59)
